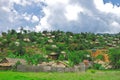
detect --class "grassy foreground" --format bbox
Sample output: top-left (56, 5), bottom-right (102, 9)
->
top-left (0, 70), bottom-right (120, 80)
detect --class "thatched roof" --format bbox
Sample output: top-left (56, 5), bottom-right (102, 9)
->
top-left (49, 52), bottom-right (59, 56)
top-left (0, 58), bottom-right (26, 67)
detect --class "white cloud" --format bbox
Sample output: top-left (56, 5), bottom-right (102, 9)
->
top-left (111, 21), bottom-right (120, 27)
top-left (32, 15), bottom-right (39, 23)
top-left (1, 0), bottom-right (120, 33)
top-left (65, 4), bottom-right (83, 21)
top-left (34, 0), bottom-right (120, 33)
top-left (35, 0), bottom-right (93, 32)
top-left (1, 6), bottom-right (11, 12)
top-left (35, 7), bottom-right (51, 32)
top-left (34, 0), bottom-right (70, 32)
top-left (33, 0), bottom-right (44, 3)
top-left (45, 0), bottom-right (69, 6)
top-left (10, 0), bottom-right (31, 6)
top-left (109, 21), bottom-right (120, 33)
top-left (0, 0), bottom-right (44, 32)
top-left (22, 13), bottom-right (31, 21)
top-left (94, 0), bottom-right (120, 15)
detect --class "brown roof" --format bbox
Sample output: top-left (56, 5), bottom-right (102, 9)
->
top-left (0, 58), bottom-right (26, 67)
top-left (0, 63), bottom-right (11, 67)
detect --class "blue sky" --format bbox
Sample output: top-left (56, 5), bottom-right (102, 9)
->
top-left (104, 0), bottom-right (120, 5)
top-left (0, 0), bottom-right (120, 33)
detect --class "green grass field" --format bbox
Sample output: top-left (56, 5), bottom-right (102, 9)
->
top-left (0, 70), bottom-right (120, 80)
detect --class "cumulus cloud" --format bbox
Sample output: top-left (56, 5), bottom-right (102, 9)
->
top-left (34, 0), bottom-right (120, 33)
top-left (94, 0), bottom-right (120, 15)
top-left (0, 0), bottom-right (43, 32)
top-left (0, 0), bottom-right (120, 33)
top-left (65, 4), bottom-right (83, 21)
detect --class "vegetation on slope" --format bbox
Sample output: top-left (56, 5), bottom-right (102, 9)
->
top-left (0, 28), bottom-right (120, 69)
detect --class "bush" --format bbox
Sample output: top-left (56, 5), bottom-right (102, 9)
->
top-left (58, 54), bottom-right (65, 61)
top-left (66, 51), bottom-right (90, 66)
top-left (67, 51), bottom-right (81, 65)
top-left (57, 43), bottom-right (67, 51)
top-left (9, 41), bottom-right (26, 56)
top-left (96, 54), bottom-right (104, 61)
top-left (12, 61), bottom-right (21, 71)
top-left (109, 48), bottom-right (120, 69)
top-left (25, 54), bottom-right (45, 65)
top-left (93, 63), bottom-right (105, 70)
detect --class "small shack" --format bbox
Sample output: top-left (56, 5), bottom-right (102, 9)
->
top-left (0, 58), bottom-right (26, 70)
top-left (48, 52), bottom-right (60, 60)
top-left (0, 58), bottom-right (12, 70)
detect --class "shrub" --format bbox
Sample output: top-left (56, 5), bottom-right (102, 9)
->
top-left (67, 51), bottom-right (81, 65)
top-left (9, 41), bottom-right (26, 56)
top-left (96, 54), bottom-right (104, 61)
top-left (57, 43), bottom-right (67, 51)
top-left (66, 50), bottom-right (90, 66)
top-left (109, 48), bottom-right (120, 69)
top-left (93, 63), bottom-right (105, 70)
top-left (25, 54), bottom-right (45, 65)
top-left (58, 54), bottom-right (65, 61)
top-left (12, 61), bottom-right (21, 71)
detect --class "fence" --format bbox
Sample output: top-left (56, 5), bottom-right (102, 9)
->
top-left (17, 63), bottom-right (86, 72)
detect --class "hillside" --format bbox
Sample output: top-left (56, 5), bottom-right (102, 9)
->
top-left (0, 28), bottom-right (120, 69)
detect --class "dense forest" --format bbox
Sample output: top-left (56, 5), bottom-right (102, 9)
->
top-left (0, 28), bottom-right (120, 69)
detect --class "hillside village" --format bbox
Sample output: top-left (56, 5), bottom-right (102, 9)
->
top-left (0, 28), bottom-right (120, 71)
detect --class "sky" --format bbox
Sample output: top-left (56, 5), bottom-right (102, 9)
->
top-left (0, 0), bottom-right (120, 33)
